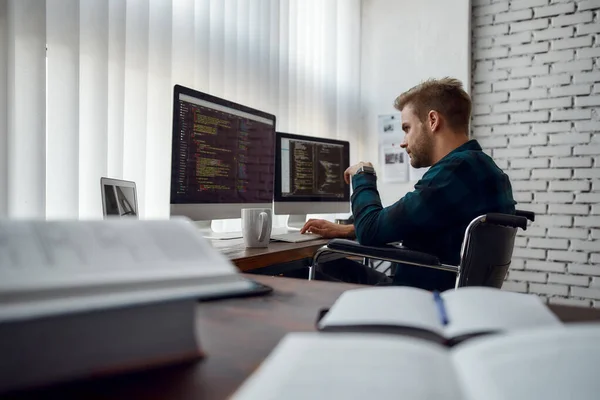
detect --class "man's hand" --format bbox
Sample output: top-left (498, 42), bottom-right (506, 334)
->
top-left (344, 161), bottom-right (374, 184)
top-left (300, 219), bottom-right (355, 239)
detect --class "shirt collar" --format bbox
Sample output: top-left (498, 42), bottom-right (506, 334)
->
top-left (449, 139), bottom-right (482, 155)
top-left (435, 139), bottom-right (482, 165)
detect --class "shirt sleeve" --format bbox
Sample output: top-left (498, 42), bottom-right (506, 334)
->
top-left (351, 156), bottom-right (470, 246)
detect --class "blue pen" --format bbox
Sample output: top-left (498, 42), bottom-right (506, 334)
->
top-left (433, 291), bottom-right (449, 326)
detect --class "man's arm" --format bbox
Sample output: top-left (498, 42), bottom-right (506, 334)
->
top-left (350, 157), bottom-right (469, 246)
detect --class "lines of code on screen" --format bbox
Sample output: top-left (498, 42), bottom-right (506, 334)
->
top-left (284, 139), bottom-right (346, 199)
top-left (172, 98), bottom-right (274, 204)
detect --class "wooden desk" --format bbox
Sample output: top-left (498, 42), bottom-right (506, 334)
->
top-left (210, 238), bottom-right (329, 272)
top-left (12, 276), bottom-right (600, 400)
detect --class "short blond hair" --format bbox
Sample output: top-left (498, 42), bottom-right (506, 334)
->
top-left (394, 77), bottom-right (471, 133)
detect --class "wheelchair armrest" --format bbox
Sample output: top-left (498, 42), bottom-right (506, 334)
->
top-left (486, 213), bottom-right (528, 230)
top-left (515, 209), bottom-right (535, 222)
top-left (326, 239), bottom-right (441, 267)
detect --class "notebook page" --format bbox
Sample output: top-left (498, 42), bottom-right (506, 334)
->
top-left (232, 332), bottom-right (463, 400)
top-left (452, 324), bottom-right (600, 400)
top-left (442, 287), bottom-right (561, 339)
top-left (0, 218), bottom-right (237, 292)
top-left (317, 287), bottom-right (444, 335)
top-left (0, 219), bottom-right (246, 321)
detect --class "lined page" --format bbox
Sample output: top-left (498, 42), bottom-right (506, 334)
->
top-left (452, 324), bottom-right (600, 400)
top-left (318, 287), bottom-right (443, 335)
top-left (442, 287), bottom-right (561, 339)
top-left (232, 332), bottom-right (463, 400)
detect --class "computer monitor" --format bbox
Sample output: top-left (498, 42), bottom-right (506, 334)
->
top-left (274, 132), bottom-right (350, 229)
top-left (170, 85), bottom-right (276, 233)
top-left (100, 177), bottom-right (138, 219)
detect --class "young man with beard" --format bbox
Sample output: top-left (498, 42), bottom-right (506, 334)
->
top-left (300, 77), bottom-right (516, 291)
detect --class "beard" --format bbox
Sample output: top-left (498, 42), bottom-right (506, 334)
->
top-left (409, 125), bottom-right (434, 169)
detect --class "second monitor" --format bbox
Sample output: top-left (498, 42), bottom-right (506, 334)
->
top-left (274, 132), bottom-right (350, 230)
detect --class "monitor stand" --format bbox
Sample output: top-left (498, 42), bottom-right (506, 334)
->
top-left (286, 215), bottom-right (307, 231)
top-left (192, 220), bottom-right (243, 240)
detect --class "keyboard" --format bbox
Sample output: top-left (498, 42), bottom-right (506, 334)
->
top-left (201, 231), bottom-right (243, 240)
top-left (270, 232), bottom-right (323, 243)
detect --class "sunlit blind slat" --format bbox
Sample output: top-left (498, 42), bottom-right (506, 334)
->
top-left (336, 0), bottom-right (360, 153)
top-left (235, 0), bottom-right (249, 103)
top-left (78, 0), bottom-right (109, 219)
top-left (208, 0), bottom-right (225, 96)
top-left (194, 0), bottom-right (210, 91)
top-left (145, 0), bottom-right (173, 219)
top-left (258, 0), bottom-right (271, 113)
top-left (287, 0), bottom-right (297, 133)
top-left (0, 0), bottom-right (8, 217)
top-left (107, 0), bottom-right (126, 179)
top-left (223, 0), bottom-right (237, 100)
top-left (267, 0), bottom-right (279, 117)
top-left (323, 0), bottom-right (338, 139)
top-left (310, 1), bottom-right (325, 138)
top-left (172, 0), bottom-right (195, 89)
top-left (248, 1), bottom-right (261, 108)
top-left (7, 0), bottom-right (46, 218)
top-left (277, 0), bottom-right (289, 132)
top-left (123, 0), bottom-right (149, 218)
top-left (46, 0), bottom-right (80, 219)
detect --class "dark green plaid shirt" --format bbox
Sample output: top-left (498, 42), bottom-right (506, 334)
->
top-left (351, 140), bottom-right (515, 291)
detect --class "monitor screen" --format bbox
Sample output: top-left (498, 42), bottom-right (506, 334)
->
top-left (170, 85), bottom-right (276, 220)
top-left (101, 178), bottom-right (138, 218)
top-left (274, 132), bottom-right (350, 215)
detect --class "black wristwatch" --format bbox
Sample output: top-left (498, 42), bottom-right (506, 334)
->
top-left (356, 165), bottom-right (376, 176)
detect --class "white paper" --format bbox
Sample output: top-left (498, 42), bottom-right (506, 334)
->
top-left (317, 287), bottom-right (443, 336)
top-left (377, 114), bottom-right (409, 183)
top-left (377, 113), bottom-right (402, 143)
top-left (380, 143), bottom-right (409, 183)
top-left (378, 113), bottom-right (430, 182)
top-left (317, 286), bottom-right (561, 341)
top-left (0, 218), bottom-right (237, 291)
top-left (442, 287), bottom-right (561, 339)
top-left (232, 333), bottom-right (462, 400)
top-left (453, 324), bottom-right (600, 400)
top-left (0, 218), bottom-right (244, 321)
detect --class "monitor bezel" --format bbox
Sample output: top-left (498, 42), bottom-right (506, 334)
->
top-left (169, 85), bottom-right (277, 221)
top-left (274, 131), bottom-right (350, 204)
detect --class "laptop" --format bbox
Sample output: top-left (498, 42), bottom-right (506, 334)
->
top-left (101, 177), bottom-right (138, 219)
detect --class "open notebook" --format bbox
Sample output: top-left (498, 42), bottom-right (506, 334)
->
top-left (317, 286), bottom-right (561, 344)
top-left (232, 324), bottom-right (600, 400)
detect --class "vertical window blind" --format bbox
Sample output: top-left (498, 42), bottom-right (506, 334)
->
top-left (0, 0), bottom-right (361, 220)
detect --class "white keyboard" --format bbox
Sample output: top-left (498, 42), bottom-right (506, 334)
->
top-left (270, 232), bottom-right (323, 243)
top-left (201, 231), bottom-right (243, 240)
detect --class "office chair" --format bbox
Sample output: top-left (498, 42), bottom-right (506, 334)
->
top-left (308, 210), bottom-right (535, 290)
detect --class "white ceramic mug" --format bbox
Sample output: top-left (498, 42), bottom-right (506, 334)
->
top-left (241, 208), bottom-right (272, 248)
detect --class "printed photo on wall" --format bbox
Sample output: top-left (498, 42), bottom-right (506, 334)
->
top-left (377, 113), bottom-right (432, 183)
top-left (380, 143), bottom-right (409, 183)
top-left (377, 114), bottom-right (402, 142)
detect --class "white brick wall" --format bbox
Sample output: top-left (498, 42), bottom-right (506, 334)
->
top-left (472, 0), bottom-right (600, 307)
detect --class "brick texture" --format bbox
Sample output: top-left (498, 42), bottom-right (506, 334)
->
top-left (472, 0), bottom-right (600, 306)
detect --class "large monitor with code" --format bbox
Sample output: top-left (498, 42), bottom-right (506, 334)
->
top-left (274, 132), bottom-right (350, 228)
top-left (170, 85), bottom-right (276, 224)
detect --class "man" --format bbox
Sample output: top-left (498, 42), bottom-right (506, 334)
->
top-left (300, 77), bottom-right (515, 291)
